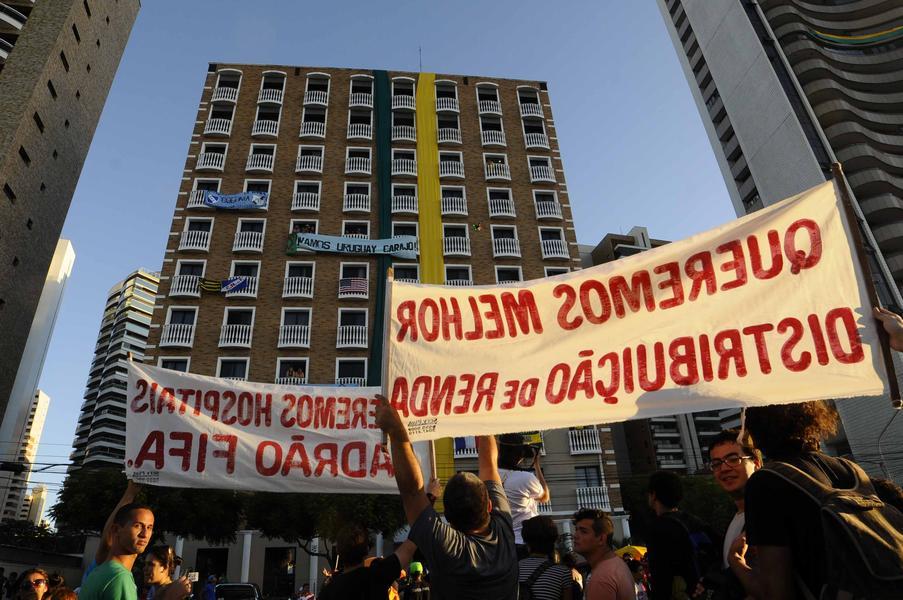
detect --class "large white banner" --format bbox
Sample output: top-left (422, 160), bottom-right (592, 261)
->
top-left (125, 364), bottom-right (430, 492)
top-left (387, 180), bottom-right (890, 441)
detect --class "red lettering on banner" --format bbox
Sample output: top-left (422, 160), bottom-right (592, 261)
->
top-left (134, 430), bottom-right (164, 469)
top-left (519, 378), bottom-right (539, 407)
top-left (203, 390), bottom-right (220, 421)
top-left (391, 379), bottom-right (411, 418)
top-left (669, 337), bottom-right (699, 385)
top-left (212, 434), bottom-right (237, 473)
top-left (715, 329), bottom-right (747, 379)
top-left (610, 272), bottom-right (655, 317)
top-left (717, 240), bottom-right (748, 291)
top-left (748, 231), bottom-right (783, 279)
top-left (396, 300), bottom-right (417, 342)
top-left (554, 284), bottom-right (581, 330)
top-left (743, 324), bottom-right (775, 374)
top-left (453, 374), bottom-right (475, 414)
top-left (238, 392), bottom-right (254, 427)
top-left (654, 262), bottom-right (684, 310)
top-left (622, 348), bottom-right (635, 394)
top-left (431, 376), bottom-right (457, 416)
top-left (807, 314), bottom-right (830, 366)
top-left (177, 389), bottom-right (193, 415)
top-left (314, 443), bottom-right (338, 477)
top-left (465, 297), bottom-right (484, 340)
top-left (281, 435), bottom-right (312, 476)
top-left (479, 294), bottom-right (505, 340)
top-left (472, 373), bottom-right (498, 412)
top-left (131, 379), bottom-right (149, 413)
top-left (685, 252), bottom-right (716, 301)
top-left (410, 376), bottom-right (431, 417)
top-left (197, 434), bottom-right (208, 473)
top-left (698, 334), bottom-right (714, 382)
top-left (501, 380), bottom-right (518, 410)
top-left (148, 383), bottom-right (158, 415)
top-left (546, 363), bottom-right (569, 404)
top-left (500, 290), bottom-right (544, 336)
top-left (280, 395), bottom-right (297, 427)
top-left (350, 397), bottom-right (368, 429)
top-left (255, 393), bottom-right (272, 427)
top-left (441, 297), bottom-right (464, 340)
top-left (342, 441), bottom-right (367, 478)
top-left (579, 280), bottom-right (611, 325)
top-left (169, 431), bottom-right (193, 472)
top-left (221, 391), bottom-right (237, 425)
top-left (256, 441), bottom-right (281, 476)
top-left (298, 395), bottom-right (314, 427)
top-left (825, 307), bottom-right (864, 364)
top-left (778, 317), bottom-right (810, 371)
top-left (370, 444), bottom-right (394, 477)
top-left (595, 352), bottom-right (620, 397)
top-left (568, 350), bottom-right (595, 400)
top-left (157, 387), bottom-right (177, 414)
top-left (638, 342), bottom-right (666, 392)
top-left (314, 396), bottom-right (336, 429)
top-left (419, 298), bottom-right (440, 342)
top-left (785, 219), bottom-right (822, 274)
top-left (335, 397), bottom-right (351, 430)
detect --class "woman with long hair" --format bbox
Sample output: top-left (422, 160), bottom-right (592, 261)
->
top-left (143, 547), bottom-right (189, 600)
top-left (15, 570), bottom-right (49, 600)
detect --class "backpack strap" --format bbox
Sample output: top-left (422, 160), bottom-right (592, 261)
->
top-left (764, 458), bottom-right (884, 509)
top-left (525, 560), bottom-right (553, 590)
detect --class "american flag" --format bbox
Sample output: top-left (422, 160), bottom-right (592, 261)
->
top-left (339, 277), bottom-right (368, 295)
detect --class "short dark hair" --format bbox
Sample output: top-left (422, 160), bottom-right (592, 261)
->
top-left (746, 401), bottom-right (838, 459)
top-left (709, 428), bottom-right (762, 463)
top-left (335, 524), bottom-right (370, 568)
top-left (443, 472), bottom-right (490, 532)
top-left (113, 503), bottom-right (153, 527)
top-left (521, 515), bottom-right (559, 557)
top-left (572, 508), bottom-right (614, 546)
top-left (648, 471), bottom-right (682, 509)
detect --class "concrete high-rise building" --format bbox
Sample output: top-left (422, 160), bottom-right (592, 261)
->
top-left (69, 269), bottom-right (159, 469)
top-left (658, 0), bottom-right (903, 480)
top-left (0, 0), bottom-right (139, 429)
top-left (21, 484), bottom-right (47, 525)
top-left (1, 389), bottom-right (49, 521)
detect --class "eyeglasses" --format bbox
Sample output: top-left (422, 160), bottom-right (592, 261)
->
top-left (707, 454), bottom-right (753, 471)
top-left (30, 580), bottom-right (48, 588)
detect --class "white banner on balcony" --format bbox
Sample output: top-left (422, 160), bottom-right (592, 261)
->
top-left (287, 233), bottom-right (418, 259)
top-left (125, 363), bottom-right (431, 493)
top-left (386, 180), bottom-right (890, 441)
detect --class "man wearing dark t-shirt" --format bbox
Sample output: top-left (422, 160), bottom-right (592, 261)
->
top-left (645, 471), bottom-right (702, 600)
top-left (375, 396), bottom-right (518, 600)
top-left (318, 525), bottom-right (415, 600)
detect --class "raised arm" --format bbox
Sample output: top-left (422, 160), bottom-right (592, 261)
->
top-left (96, 480), bottom-right (141, 564)
top-left (532, 451), bottom-right (551, 503)
top-left (477, 435), bottom-right (500, 484)
top-left (375, 396), bottom-right (430, 525)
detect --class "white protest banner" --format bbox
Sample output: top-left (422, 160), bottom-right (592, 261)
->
top-left (386, 180), bottom-right (890, 441)
top-left (125, 363), bottom-right (430, 492)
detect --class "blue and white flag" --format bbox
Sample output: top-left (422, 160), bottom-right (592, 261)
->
top-left (203, 191), bottom-right (269, 210)
top-left (288, 233), bottom-right (419, 259)
top-left (221, 277), bottom-right (249, 293)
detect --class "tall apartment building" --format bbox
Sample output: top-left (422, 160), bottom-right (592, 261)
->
top-left (657, 0), bottom-right (903, 480)
top-left (1, 389), bottom-right (48, 521)
top-left (69, 269), bottom-right (159, 470)
top-left (0, 0), bottom-right (139, 432)
top-left (22, 484), bottom-right (47, 525)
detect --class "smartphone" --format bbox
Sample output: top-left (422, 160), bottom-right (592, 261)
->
top-left (187, 572), bottom-right (199, 583)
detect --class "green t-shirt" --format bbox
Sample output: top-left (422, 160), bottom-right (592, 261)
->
top-left (80, 560), bottom-right (137, 600)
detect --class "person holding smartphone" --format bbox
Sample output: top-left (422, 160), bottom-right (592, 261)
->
top-left (497, 433), bottom-right (550, 556)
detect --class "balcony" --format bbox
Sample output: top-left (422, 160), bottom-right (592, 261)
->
top-left (481, 130), bottom-right (506, 146)
top-left (304, 90), bottom-right (328, 105)
top-left (485, 163), bottom-right (511, 180)
top-left (348, 123), bottom-right (372, 140)
top-left (283, 276), bottom-right (314, 298)
top-left (338, 277), bottom-right (369, 299)
top-left (336, 377), bottom-right (367, 387)
top-left (345, 157), bottom-right (371, 175)
top-left (349, 92), bottom-right (373, 108)
top-left (535, 200), bottom-right (563, 220)
top-left (436, 97), bottom-right (459, 112)
top-left (392, 95), bottom-right (416, 110)
top-left (219, 324), bottom-right (252, 348)
top-left (396, 278), bottom-right (420, 284)
top-left (541, 239), bottom-right (569, 259)
top-left (196, 153), bottom-right (225, 171)
top-left (336, 325), bottom-right (367, 348)
top-left (179, 230), bottom-right (210, 251)
top-left (233, 231), bottom-right (264, 252)
top-left (296, 155), bottom-right (323, 173)
top-left (258, 88), bottom-right (283, 104)
top-left (443, 237), bottom-right (471, 257)
top-left (204, 118), bottom-right (232, 136)
top-left (187, 190), bottom-right (210, 208)
top-left (392, 125), bottom-right (416, 142)
top-left (246, 154), bottom-right (274, 172)
top-left (439, 161), bottom-right (464, 178)
top-left (278, 325), bottom-right (310, 348)
top-left (537, 501), bottom-right (553, 515)
top-left (479, 100), bottom-right (502, 115)
top-left (392, 195), bottom-right (418, 214)
top-left (437, 128), bottom-right (461, 144)
top-left (224, 276), bottom-right (258, 298)
top-left (488, 198), bottom-right (516, 218)
top-left (492, 238), bottom-right (521, 258)
top-left (524, 133), bottom-right (550, 149)
top-left (392, 158), bottom-right (417, 177)
top-left (576, 486), bottom-right (610, 511)
top-left (445, 278), bottom-right (472, 286)
top-left (569, 427), bottom-right (602, 454)
top-left (170, 275), bottom-right (200, 298)
top-left (160, 324), bottom-right (194, 347)
top-left (520, 102), bottom-right (543, 118)
top-left (300, 121), bottom-right (325, 138)
top-left (276, 376), bottom-right (307, 386)
top-left (530, 165), bottom-right (555, 183)
top-left (454, 440), bottom-right (477, 458)
top-left (441, 196), bottom-right (467, 216)
top-left (251, 119), bottom-right (278, 137)
top-left (343, 193), bottom-right (370, 213)
top-left (211, 87), bottom-right (239, 103)
top-left (292, 192), bottom-right (320, 211)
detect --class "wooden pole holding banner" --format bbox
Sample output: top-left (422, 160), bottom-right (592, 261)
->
top-left (831, 162), bottom-right (902, 407)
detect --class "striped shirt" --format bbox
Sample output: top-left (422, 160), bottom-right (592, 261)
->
top-left (517, 557), bottom-right (571, 600)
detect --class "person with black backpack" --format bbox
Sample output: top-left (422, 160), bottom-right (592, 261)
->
top-left (517, 516), bottom-right (574, 600)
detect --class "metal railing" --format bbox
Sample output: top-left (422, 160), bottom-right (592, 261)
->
top-left (304, 90), bottom-right (328, 105)
top-left (232, 231), bottom-right (264, 252)
top-left (348, 123), bottom-right (372, 139)
top-left (541, 239), bottom-right (569, 259)
top-left (349, 92), bottom-right (373, 108)
top-left (520, 102), bottom-right (543, 118)
top-left (576, 486), bottom-right (611, 511)
top-left (492, 237), bottom-right (521, 258)
top-left (392, 94), bottom-right (416, 110)
top-left (488, 198), bottom-right (516, 217)
top-left (392, 158), bottom-right (417, 176)
top-left (160, 323), bottom-right (194, 347)
top-left (343, 194), bottom-right (370, 212)
top-left (524, 132), bottom-right (550, 149)
top-left (300, 121), bottom-right (325, 138)
top-left (251, 119), bottom-right (279, 137)
top-left (481, 130), bottom-right (506, 146)
top-left (179, 230), bottom-right (210, 251)
top-left (219, 324), bottom-right (252, 347)
top-left (346, 157), bottom-right (371, 175)
top-left (170, 275), bottom-right (200, 297)
top-left (392, 195), bottom-right (418, 214)
top-left (211, 87), bottom-right (239, 103)
top-left (530, 165), bottom-right (555, 182)
top-left (443, 236), bottom-right (471, 256)
top-left (441, 196), bottom-right (467, 215)
top-left (292, 192), bottom-right (320, 211)
top-left (196, 153), bottom-right (225, 171)
top-left (436, 97), bottom-right (459, 112)
top-left (535, 200), bottom-right (563, 219)
top-left (439, 161), bottom-right (464, 178)
top-left (258, 88), bottom-right (284, 104)
top-left (296, 154), bottom-right (323, 173)
top-left (392, 125), bottom-right (416, 142)
top-left (569, 427), bottom-right (602, 455)
top-left (246, 153), bottom-right (274, 172)
top-left (275, 376), bottom-right (307, 386)
top-left (279, 325), bottom-right (310, 348)
top-left (485, 163), bottom-right (511, 180)
top-left (437, 128), bottom-right (462, 144)
top-left (204, 118), bottom-right (232, 136)
top-left (337, 325), bottom-right (368, 348)
top-left (283, 276), bottom-right (314, 298)
top-left (335, 377), bottom-right (367, 387)
top-left (187, 190), bottom-right (210, 208)
top-left (478, 100), bottom-right (502, 114)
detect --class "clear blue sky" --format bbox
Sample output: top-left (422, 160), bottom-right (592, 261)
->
top-left (32, 0), bottom-right (734, 516)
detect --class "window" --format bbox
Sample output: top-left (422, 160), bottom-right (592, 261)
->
top-left (209, 104), bottom-right (234, 122)
top-left (286, 262), bottom-right (314, 279)
top-left (306, 74), bottom-right (330, 94)
top-left (159, 358), bottom-right (188, 372)
top-left (277, 359), bottom-right (308, 381)
top-left (244, 180), bottom-right (271, 194)
top-left (340, 263), bottom-right (368, 280)
top-left (283, 308), bottom-right (311, 327)
top-left (517, 88), bottom-right (540, 105)
top-left (392, 78), bottom-right (414, 97)
top-left (177, 261), bottom-right (204, 277)
top-left (476, 84), bottom-right (500, 103)
top-left (492, 225), bottom-right (516, 240)
top-left (339, 309), bottom-right (367, 327)
top-left (168, 308), bottom-right (196, 325)
top-left (201, 142), bottom-right (227, 155)
top-left (33, 113), bottom-right (44, 133)
top-left (544, 267), bottom-right (569, 277)
top-left (255, 105), bottom-right (280, 125)
top-left (392, 222), bottom-right (417, 238)
top-left (295, 181), bottom-right (320, 196)
top-left (194, 179), bottom-right (220, 193)
top-left (230, 261), bottom-right (259, 279)
top-left (47, 80), bottom-right (57, 99)
top-left (72, 24), bottom-right (81, 43)
top-left (351, 77), bottom-right (372, 95)
top-left (575, 465), bottom-right (602, 488)
top-left (439, 151), bottom-right (462, 164)
top-left (437, 114), bottom-right (459, 130)
top-left (445, 265), bottom-right (471, 283)
top-left (435, 81), bottom-right (457, 100)
top-left (393, 264), bottom-right (419, 281)
top-left (186, 218), bottom-right (212, 232)
top-left (336, 359), bottom-right (367, 381)
top-left (60, 51), bottom-right (70, 72)
top-left (342, 221), bottom-right (370, 238)
top-left (290, 219), bottom-right (318, 234)
top-left (393, 111), bottom-right (415, 128)
top-left (224, 308), bottom-right (253, 326)
top-left (540, 227), bottom-right (564, 242)
top-left (347, 147), bottom-right (371, 160)
top-left (218, 359), bottom-right (248, 380)
top-left (443, 224), bottom-right (467, 238)
top-left (215, 70), bottom-right (242, 90)
top-left (496, 267), bottom-right (522, 283)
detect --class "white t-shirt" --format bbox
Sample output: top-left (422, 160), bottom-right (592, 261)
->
top-left (722, 511), bottom-right (745, 568)
top-left (499, 468), bottom-right (544, 544)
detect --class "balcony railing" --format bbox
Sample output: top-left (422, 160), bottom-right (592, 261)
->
top-left (454, 440), bottom-right (478, 458)
top-left (338, 277), bottom-right (369, 299)
top-left (283, 276), bottom-right (314, 298)
top-left (488, 198), bottom-right (516, 218)
top-left (233, 231), bottom-right (264, 252)
top-left (524, 132), bottom-right (550, 149)
top-left (541, 239), bottom-right (569, 259)
top-left (346, 157), bottom-right (371, 175)
top-left (443, 236), bottom-right (471, 257)
top-left (224, 276), bottom-right (258, 298)
top-left (349, 92), bottom-right (373, 108)
top-left (396, 277), bottom-right (420, 284)
top-left (258, 88), bottom-right (284, 104)
top-left (530, 165), bottom-right (555, 182)
top-left (492, 237), bottom-right (521, 258)
top-left (576, 486), bottom-right (610, 511)
top-left (337, 325), bottom-right (368, 348)
top-left (392, 195), bottom-right (418, 214)
top-left (300, 121), bottom-right (325, 138)
top-left (204, 118), bottom-right (232, 136)
top-left (292, 192), bottom-right (320, 211)
top-left (437, 128), bottom-right (462, 144)
top-left (279, 325), bottom-right (310, 348)
top-left (392, 125), bottom-right (416, 142)
top-left (276, 376), bottom-right (307, 386)
top-left (445, 278), bottom-right (472, 286)
top-left (478, 100), bottom-right (502, 114)
top-left (481, 130), bottom-right (506, 146)
top-left (348, 123), bottom-right (372, 140)
top-left (219, 324), bottom-right (252, 348)
top-left (251, 119), bottom-right (278, 137)
top-left (170, 275), bottom-right (200, 297)
top-left (296, 155), bottom-right (323, 173)
top-left (441, 196), bottom-right (467, 216)
top-left (196, 153), bottom-right (225, 171)
top-left (436, 97), bottom-right (459, 112)
top-left (187, 189), bottom-right (210, 208)
top-left (569, 427), bottom-right (602, 454)
top-left (392, 94), bottom-right (416, 110)
top-left (304, 90), bottom-right (328, 105)
top-left (392, 158), bottom-right (417, 177)
top-left (179, 230), bottom-right (210, 251)
top-left (537, 501), bottom-right (553, 515)
top-left (336, 377), bottom-right (367, 387)
top-left (246, 153), bottom-right (274, 172)
top-left (343, 193), bottom-right (370, 212)
top-left (485, 163), bottom-right (511, 180)
top-left (520, 102), bottom-right (543, 118)
top-left (535, 200), bottom-right (563, 220)
top-left (439, 161), bottom-right (464, 178)
top-left (211, 86), bottom-right (239, 103)
top-left (160, 323), bottom-right (195, 347)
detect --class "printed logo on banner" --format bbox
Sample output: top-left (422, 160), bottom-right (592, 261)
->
top-left (286, 233), bottom-right (419, 259)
